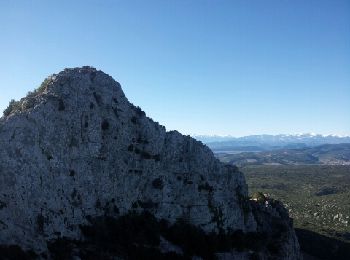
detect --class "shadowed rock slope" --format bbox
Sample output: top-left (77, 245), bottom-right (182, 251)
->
top-left (0, 67), bottom-right (301, 259)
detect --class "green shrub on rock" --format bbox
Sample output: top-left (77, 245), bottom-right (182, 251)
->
top-left (3, 99), bottom-right (21, 116)
top-left (2, 78), bottom-right (52, 117)
top-left (251, 192), bottom-right (267, 203)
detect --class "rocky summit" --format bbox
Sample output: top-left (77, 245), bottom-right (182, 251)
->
top-left (0, 67), bottom-right (301, 259)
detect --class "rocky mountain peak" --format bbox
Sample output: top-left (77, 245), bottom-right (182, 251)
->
top-left (2, 66), bottom-right (125, 119)
top-left (0, 67), bottom-right (301, 259)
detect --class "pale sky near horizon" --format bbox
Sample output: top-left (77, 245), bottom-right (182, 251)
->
top-left (1, 0), bottom-right (349, 136)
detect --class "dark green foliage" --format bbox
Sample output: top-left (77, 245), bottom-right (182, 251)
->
top-left (206, 191), bottom-right (224, 231)
top-left (93, 92), bottom-right (102, 106)
top-left (69, 136), bottom-right (79, 147)
top-left (69, 170), bottom-right (75, 177)
top-left (152, 178), bottom-right (164, 189)
top-left (71, 189), bottom-right (78, 199)
top-left (113, 107), bottom-right (123, 118)
top-left (0, 200), bottom-right (7, 209)
top-left (22, 95), bottom-right (36, 110)
top-left (131, 116), bottom-right (137, 124)
top-left (184, 180), bottom-right (193, 185)
top-left (244, 165), bottom-right (350, 258)
top-left (70, 188), bottom-right (82, 207)
top-left (135, 106), bottom-right (146, 117)
top-left (58, 99), bottom-right (65, 111)
top-left (128, 144), bottom-right (134, 151)
top-left (89, 71), bottom-right (96, 82)
top-left (2, 77), bottom-right (51, 117)
top-left (128, 169), bottom-right (143, 174)
top-left (141, 150), bottom-right (152, 159)
top-left (235, 189), bottom-right (250, 224)
top-left (101, 119), bottom-right (109, 130)
top-left (3, 99), bottom-right (21, 116)
top-left (36, 214), bottom-right (45, 234)
top-left (132, 200), bottom-right (159, 209)
top-left (137, 136), bottom-right (149, 144)
top-left (224, 164), bottom-right (239, 172)
top-left (37, 77), bottom-right (51, 93)
top-left (315, 186), bottom-right (338, 196)
top-left (132, 146), bottom-right (160, 161)
top-left (244, 165), bottom-right (350, 240)
top-left (198, 182), bottom-right (214, 192)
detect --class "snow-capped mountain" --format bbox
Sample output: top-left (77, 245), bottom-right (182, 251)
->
top-left (193, 134), bottom-right (350, 152)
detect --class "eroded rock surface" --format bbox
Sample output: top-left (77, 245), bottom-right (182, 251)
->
top-left (0, 67), bottom-right (301, 259)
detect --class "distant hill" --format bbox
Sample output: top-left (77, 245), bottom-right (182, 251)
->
top-left (194, 134), bottom-right (350, 153)
top-left (215, 143), bottom-right (350, 166)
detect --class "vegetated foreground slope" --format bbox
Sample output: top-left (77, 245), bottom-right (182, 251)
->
top-left (0, 67), bottom-right (301, 259)
top-left (216, 143), bottom-right (350, 166)
top-left (243, 165), bottom-right (350, 259)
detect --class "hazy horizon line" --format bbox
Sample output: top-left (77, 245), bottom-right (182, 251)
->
top-left (190, 133), bottom-right (350, 138)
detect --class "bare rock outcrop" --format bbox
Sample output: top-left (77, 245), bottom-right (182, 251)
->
top-left (0, 67), bottom-right (301, 259)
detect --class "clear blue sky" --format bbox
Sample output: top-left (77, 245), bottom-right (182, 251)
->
top-left (1, 0), bottom-right (349, 136)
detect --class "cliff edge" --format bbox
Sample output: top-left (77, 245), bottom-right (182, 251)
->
top-left (0, 67), bottom-right (301, 259)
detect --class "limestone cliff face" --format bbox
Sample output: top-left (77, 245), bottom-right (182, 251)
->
top-left (0, 67), bottom-right (300, 259)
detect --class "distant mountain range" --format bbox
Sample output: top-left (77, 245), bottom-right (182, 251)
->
top-left (193, 134), bottom-right (350, 153)
top-left (215, 143), bottom-right (350, 166)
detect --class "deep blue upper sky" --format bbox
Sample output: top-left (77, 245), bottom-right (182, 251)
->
top-left (1, 0), bottom-right (349, 136)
